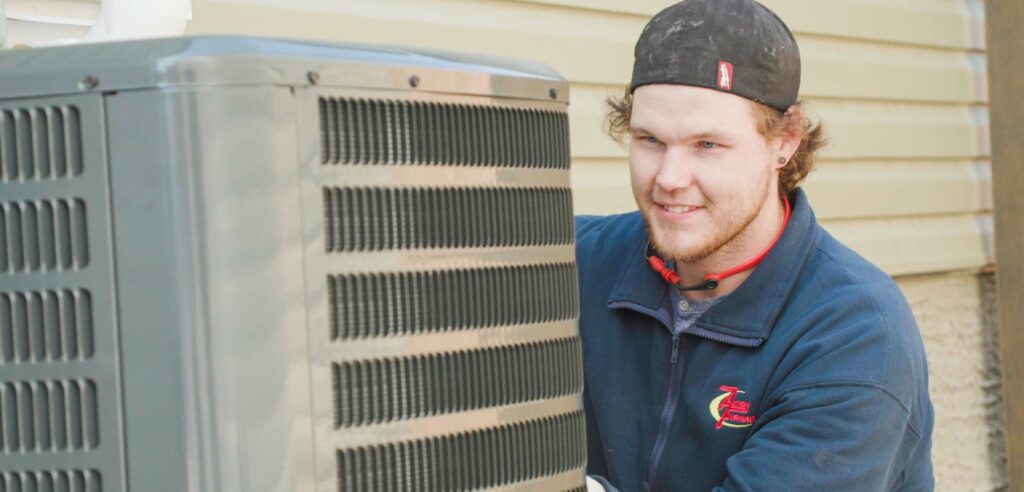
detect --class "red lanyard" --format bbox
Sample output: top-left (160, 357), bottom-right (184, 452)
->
top-left (647, 196), bottom-right (791, 291)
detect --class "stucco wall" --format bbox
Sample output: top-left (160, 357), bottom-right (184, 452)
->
top-left (898, 272), bottom-right (1006, 491)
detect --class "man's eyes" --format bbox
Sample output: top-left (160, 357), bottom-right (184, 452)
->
top-left (634, 136), bottom-right (721, 149)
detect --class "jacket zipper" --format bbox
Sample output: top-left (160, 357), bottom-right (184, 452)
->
top-left (644, 333), bottom-right (684, 492)
top-left (606, 301), bottom-right (682, 492)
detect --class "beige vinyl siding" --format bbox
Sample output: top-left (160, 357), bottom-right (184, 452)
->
top-left (4, 0), bottom-right (99, 46)
top-left (187, 0), bottom-right (992, 278)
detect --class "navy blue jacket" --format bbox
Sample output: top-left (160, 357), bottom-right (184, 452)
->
top-left (576, 190), bottom-right (934, 492)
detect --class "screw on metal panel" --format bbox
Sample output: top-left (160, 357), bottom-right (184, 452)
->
top-left (549, 88), bottom-right (559, 100)
top-left (307, 71), bottom-right (320, 85)
top-left (409, 75), bottom-right (420, 88)
top-left (78, 75), bottom-right (99, 91)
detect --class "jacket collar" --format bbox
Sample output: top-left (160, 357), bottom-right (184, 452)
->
top-left (607, 188), bottom-right (820, 343)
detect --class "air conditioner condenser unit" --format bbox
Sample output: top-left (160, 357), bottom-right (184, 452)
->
top-left (0, 36), bottom-right (584, 492)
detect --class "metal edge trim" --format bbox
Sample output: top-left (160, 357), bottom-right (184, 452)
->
top-left (312, 86), bottom-right (568, 112)
top-left (967, 53), bottom-right (989, 104)
top-left (971, 159), bottom-right (993, 211)
top-left (318, 245), bottom-right (576, 274)
top-left (978, 212), bottom-right (995, 265)
top-left (0, 185), bottom-right (93, 202)
top-left (316, 318), bottom-right (577, 362)
top-left (971, 106), bottom-right (991, 157)
top-left (313, 165), bottom-right (571, 189)
top-left (485, 468), bottom-right (588, 492)
top-left (962, 0), bottom-right (987, 51)
top-left (0, 457), bottom-right (102, 472)
top-left (314, 63), bottom-right (569, 104)
top-left (0, 363), bottom-right (107, 382)
top-left (326, 395), bottom-right (582, 449)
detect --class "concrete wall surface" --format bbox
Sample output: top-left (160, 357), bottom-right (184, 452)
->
top-left (900, 272), bottom-right (1006, 491)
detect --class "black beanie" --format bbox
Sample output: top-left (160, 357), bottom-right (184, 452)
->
top-left (630, 0), bottom-right (801, 111)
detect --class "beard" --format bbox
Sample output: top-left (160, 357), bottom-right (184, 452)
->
top-left (639, 165), bottom-right (773, 266)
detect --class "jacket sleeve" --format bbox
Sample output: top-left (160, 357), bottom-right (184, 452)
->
top-left (587, 474), bottom-right (620, 492)
top-left (713, 382), bottom-right (931, 492)
top-left (577, 213), bottom-right (625, 492)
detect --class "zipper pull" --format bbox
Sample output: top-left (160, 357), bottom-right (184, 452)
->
top-left (670, 334), bottom-right (680, 364)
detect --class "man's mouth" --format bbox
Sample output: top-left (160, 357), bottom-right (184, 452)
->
top-left (659, 204), bottom-right (703, 214)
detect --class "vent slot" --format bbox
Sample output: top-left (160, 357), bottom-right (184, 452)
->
top-left (333, 337), bottom-right (582, 427)
top-left (0, 199), bottom-right (89, 273)
top-left (319, 97), bottom-right (570, 169)
top-left (0, 106), bottom-right (84, 182)
top-left (336, 411), bottom-right (585, 491)
top-left (0, 289), bottom-right (95, 364)
top-left (327, 263), bottom-right (578, 340)
top-left (0, 470), bottom-right (101, 491)
top-left (322, 187), bottom-right (573, 252)
top-left (0, 379), bottom-right (99, 453)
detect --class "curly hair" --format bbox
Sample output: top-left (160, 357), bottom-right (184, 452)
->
top-left (604, 90), bottom-right (827, 197)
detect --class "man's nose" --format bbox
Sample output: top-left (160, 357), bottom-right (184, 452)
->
top-left (653, 147), bottom-right (695, 191)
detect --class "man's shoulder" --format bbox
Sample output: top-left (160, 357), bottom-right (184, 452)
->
top-left (805, 227), bottom-right (910, 315)
top-left (779, 225), bottom-right (927, 406)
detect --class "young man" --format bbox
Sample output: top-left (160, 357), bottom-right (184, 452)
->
top-left (576, 1), bottom-right (934, 490)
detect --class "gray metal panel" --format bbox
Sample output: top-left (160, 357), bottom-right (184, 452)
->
top-left (103, 89), bottom-right (197, 492)
top-left (106, 85), bottom-right (314, 492)
top-left (0, 94), bottom-right (125, 491)
top-left (0, 36), bottom-right (569, 104)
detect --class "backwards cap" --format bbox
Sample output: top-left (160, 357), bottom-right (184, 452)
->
top-left (630, 0), bottom-right (801, 111)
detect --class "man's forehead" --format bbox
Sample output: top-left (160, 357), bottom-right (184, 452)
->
top-left (633, 83), bottom-right (751, 106)
top-left (630, 84), bottom-right (754, 135)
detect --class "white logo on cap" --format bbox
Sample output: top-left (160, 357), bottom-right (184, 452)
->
top-left (718, 61), bottom-right (734, 90)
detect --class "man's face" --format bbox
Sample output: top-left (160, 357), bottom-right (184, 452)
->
top-left (629, 84), bottom-right (780, 264)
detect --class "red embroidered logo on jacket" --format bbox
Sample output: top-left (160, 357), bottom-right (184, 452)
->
top-left (717, 61), bottom-right (734, 90)
top-left (709, 385), bottom-right (757, 429)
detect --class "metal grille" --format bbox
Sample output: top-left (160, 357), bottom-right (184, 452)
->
top-left (0, 106), bottom-right (83, 182)
top-left (322, 187), bottom-right (573, 252)
top-left (0, 469), bottom-right (101, 491)
top-left (319, 98), bottom-right (569, 168)
top-left (328, 263), bottom-right (578, 340)
top-left (0, 289), bottom-right (94, 364)
top-left (333, 337), bottom-right (582, 427)
top-left (0, 379), bottom-right (99, 453)
top-left (0, 94), bottom-right (120, 490)
top-left (315, 86), bottom-right (583, 491)
top-left (336, 411), bottom-right (585, 491)
top-left (0, 199), bottom-right (89, 273)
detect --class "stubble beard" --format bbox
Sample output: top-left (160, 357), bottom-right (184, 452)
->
top-left (640, 165), bottom-right (773, 266)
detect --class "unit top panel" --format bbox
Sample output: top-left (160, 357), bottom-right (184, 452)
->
top-left (0, 36), bottom-right (569, 103)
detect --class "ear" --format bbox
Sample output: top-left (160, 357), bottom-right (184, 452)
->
top-left (773, 104), bottom-right (804, 168)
